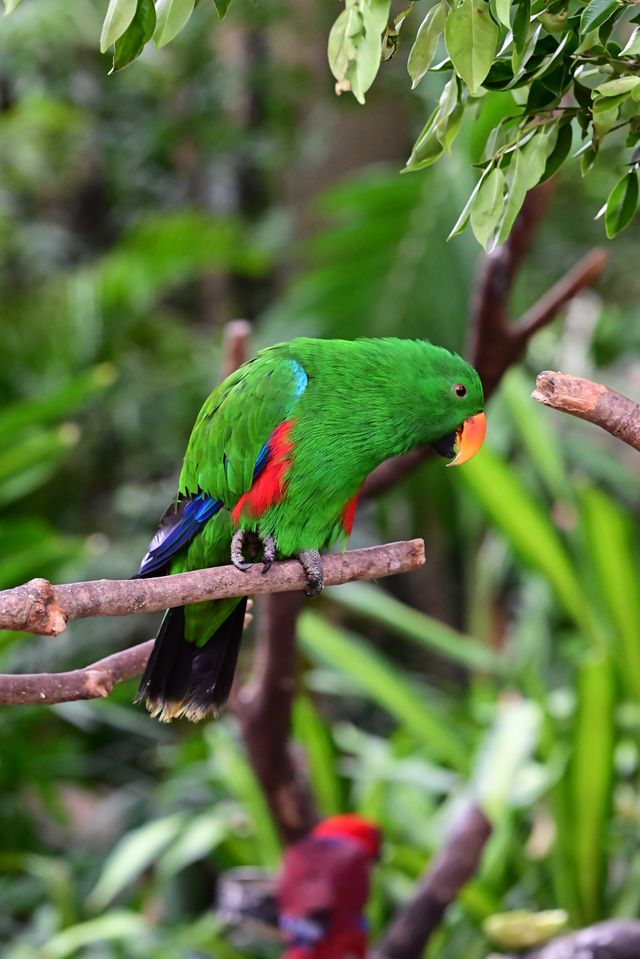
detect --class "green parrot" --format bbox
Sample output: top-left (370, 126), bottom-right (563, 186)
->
top-left (135, 337), bottom-right (486, 722)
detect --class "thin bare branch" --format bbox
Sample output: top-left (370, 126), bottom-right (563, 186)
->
top-left (372, 803), bottom-right (492, 959)
top-left (532, 372), bottom-right (640, 451)
top-left (0, 640), bottom-right (155, 706)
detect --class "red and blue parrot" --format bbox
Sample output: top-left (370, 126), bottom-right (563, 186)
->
top-left (277, 814), bottom-right (381, 959)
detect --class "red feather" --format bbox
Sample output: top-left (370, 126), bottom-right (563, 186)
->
top-left (232, 421), bottom-right (295, 523)
top-left (340, 493), bottom-right (360, 537)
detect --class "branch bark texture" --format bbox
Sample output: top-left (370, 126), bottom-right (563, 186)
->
top-left (499, 920), bottom-right (640, 959)
top-left (0, 540), bottom-right (424, 708)
top-left (0, 540), bottom-right (425, 637)
top-left (532, 372), bottom-right (640, 451)
top-left (373, 803), bottom-right (492, 959)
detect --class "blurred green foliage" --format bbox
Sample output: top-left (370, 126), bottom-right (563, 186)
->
top-left (1, 1), bottom-right (640, 958)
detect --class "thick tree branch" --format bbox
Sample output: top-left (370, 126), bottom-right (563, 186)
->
top-left (372, 803), bottom-right (492, 959)
top-left (362, 189), bottom-right (607, 499)
top-left (495, 920), bottom-right (640, 959)
top-left (532, 372), bottom-right (640, 451)
top-left (234, 591), bottom-right (317, 843)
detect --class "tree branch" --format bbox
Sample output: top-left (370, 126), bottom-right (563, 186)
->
top-left (234, 590), bottom-right (317, 843)
top-left (495, 920), bottom-right (640, 959)
top-left (0, 540), bottom-right (425, 706)
top-left (532, 372), bottom-right (640, 451)
top-left (372, 803), bottom-right (492, 959)
top-left (0, 540), bottom-right (425, 637)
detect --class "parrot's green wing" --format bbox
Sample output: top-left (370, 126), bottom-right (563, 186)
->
top-left (179, 350), bottom-right (309, 503)
top-left (138, 350), bottom-right (308, 579)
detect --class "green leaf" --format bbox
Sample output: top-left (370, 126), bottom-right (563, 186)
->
top-left (470, 166), bottom-right (505, 250)
top-left (349, 1), bottom-right (389, 103)
top-left (154, 0), bottom-right (195, 48)
top-left (404, 107), bottom-right (444, 171)
top-left (434, 75), bottom-right (464, 150)
top-left (492, 0), bottom-right (511, 30)
top-left (293, 696), bottom-right (342, 816)
top-left (501, 367), bottom-right (569, 500)
top-left (2, 0), bottom-right (24, 11)
top-left (540, 121), bottom-right (572, 183)
top-left (605, 170), bottom-right (639, 237)
top-left (212, 0), bottom-right (232, 17)
top-left (111, 0), bottom-right (156, 71)
top-left (572, 653), bottom-right (614, 922)
top-left (512, 0), bottom-right (531, 54)
top-left (328, 1), bottom-right (390, 104)
top-left (496, 129), bottom-right (551, 243)
top-left (100, 0), bottom-right (138, 52)
top-left (327, 581), bottom-right (502, 672)
top-left (87, 814), bottom-right (185, 911)
top-left (592, 93), bottom-right (629, 114)
top-left (298, 611), bottom-right (469, 770)
top-left (158, 814), bottom-right (228, 878)
top-left (621, 26), bottom-right (640, 55)
top-left (459, 447), bottom-right (595, 638)
top-left (448, 165), bottom-right (493, 238)
top-left (580, 486), bottom-right (640, 700)
top-left (472, 700), bottom-right (543, 819)
top-left (408, 1), bottom-right (448, 88)
top-left (45, 913), bottom-right (148, 959)
top-left (593, 104), bottom-right (618, 139)
top-left (328, 7), bottom-right (360, 85)
top-left (579, 0), bottom-right (619, 35)
top-left (445, 0), bottom-right (499, 94)
top-left (594, 75), bottom-right (640, 97)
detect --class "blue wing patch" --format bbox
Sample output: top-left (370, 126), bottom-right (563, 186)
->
top-left (138, 440), bottom-right (274, 577)
top-left (139, 362), bottom-right (308, 578)
top-left (138, 493), bottom-right (223, 577)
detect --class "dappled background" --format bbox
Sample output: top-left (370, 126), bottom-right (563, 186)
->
top-left (2, 1), bottom-right (640, 956)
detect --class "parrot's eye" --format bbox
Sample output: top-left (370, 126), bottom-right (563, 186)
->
top-left (454, 384), bottom-right (467, 397)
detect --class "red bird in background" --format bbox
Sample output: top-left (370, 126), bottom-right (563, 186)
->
top-left (277, 814), bottom-right (381, 959)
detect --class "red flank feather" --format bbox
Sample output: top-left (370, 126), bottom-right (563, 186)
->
top-left (232, 421), bottom-right (295, 523)
top-left (340, 493), bottom-right (360, 537)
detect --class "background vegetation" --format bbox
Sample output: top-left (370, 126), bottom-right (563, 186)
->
top-left (1, 1), bottom-right (640, 957)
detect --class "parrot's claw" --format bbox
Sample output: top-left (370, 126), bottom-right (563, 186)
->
top-left (298, 550), bottom-right (324, 597)
top-left (261, 535), bottom-right (277, 574)
top-left (231, 530), bottom-right (252, 572)
top-left (231, 530), bottom-right (278, 573)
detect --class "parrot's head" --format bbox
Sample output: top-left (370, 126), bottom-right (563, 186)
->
top-left (311, 814), bottom-right (381, 860)
top-left (418, 344), bottom-right (486, 467)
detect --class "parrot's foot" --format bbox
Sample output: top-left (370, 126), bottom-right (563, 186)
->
top-left (231, 529), bottom-right (277, 574)
top-left (231, 530), bottom-right (252, 571)
top-left (298, 550), bottom-right (324, 597)
top-left (261, 535), bottom-right (277, 573)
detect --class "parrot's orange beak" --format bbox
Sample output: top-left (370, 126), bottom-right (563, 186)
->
top-left (447, 411), bottom-right (486, 467)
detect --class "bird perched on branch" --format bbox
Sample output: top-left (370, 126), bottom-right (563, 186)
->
top-left (135, 337), bottom-right (485, 722)
top-left (277, 814), bottom-right (381, 959)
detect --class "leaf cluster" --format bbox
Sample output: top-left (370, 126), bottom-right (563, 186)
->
top-left (329, 0), bottom-right (640, 244)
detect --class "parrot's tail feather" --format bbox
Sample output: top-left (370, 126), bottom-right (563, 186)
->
top-left (179, 597), bottom-right (247, 722)
top-left (134, 598), bottom-right (247, 723)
